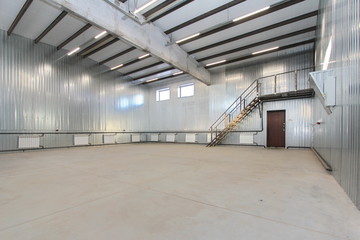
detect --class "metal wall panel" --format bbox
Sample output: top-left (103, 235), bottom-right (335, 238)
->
top-left (313, 0), bottom-right (360, 208)
top-left (0, 29), bottom-right (149, 151)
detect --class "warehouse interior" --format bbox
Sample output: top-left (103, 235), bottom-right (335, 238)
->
top-left (0, 0), bottom-right (359, 239)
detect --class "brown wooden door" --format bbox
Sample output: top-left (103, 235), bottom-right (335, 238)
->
top-left (267, 110), bottom-right (285, 147)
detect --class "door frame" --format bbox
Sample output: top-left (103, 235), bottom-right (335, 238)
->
top-left (266, 110), bottom-right (286, 148)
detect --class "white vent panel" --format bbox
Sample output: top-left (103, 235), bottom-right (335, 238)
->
top-left (132, 134), bottom-right (140, 142)
top-left (103, 134), bottom-right (115, 144)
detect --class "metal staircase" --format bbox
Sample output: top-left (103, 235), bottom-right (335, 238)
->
top-left (207, 67), bottom-right (315, 147)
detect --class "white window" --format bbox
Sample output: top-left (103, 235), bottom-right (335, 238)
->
top-left (178, 83), bottom-right (194, 98)
top-left (156, 88), bottom-right (170, 101)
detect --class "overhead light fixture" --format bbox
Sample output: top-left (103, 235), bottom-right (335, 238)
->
top-left (173, 71), bottom-right (183, 76)
top-left (233, 6), bottom-right (270, 22)
top-left (176, 33), bottom-right (200, 44)
top-left (252, 46), bottom-right (279, 55)
top-left (146, 78), bottom-right (159, 83)
top-left (206, 60), bottom-right (226, 67)
top-left (67, 47), bottom-right (80, 56)
top-left (134, 0), bottom-right (160, 14)
top-left (138, 53), bottom-right (150, 59)
top-left (111, 64), bottom-right (124, 70)
top-left (94, 31), bottom-right (107, 39)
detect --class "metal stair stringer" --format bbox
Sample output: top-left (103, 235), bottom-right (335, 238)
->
top-left (207, 97), bottom-right (261, 147)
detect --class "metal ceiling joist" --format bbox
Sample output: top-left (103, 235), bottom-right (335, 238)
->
top-left (123, 61), bottom-right (163, 75)
top-left (143, 0), bottom-right (177, 18)
top-left (198, 26), bottom-right (317, 62)
top-left (133, 67), bottom-right (175, 80)
top-left (57, 23), bottom-right (92, 50)
top-left (35, 11), bottom-right (68, 44)
top-left (83, 38), bottom-right (120, 58)
top-left (46, 0), bottom-right (211, 85)
top-left (178, 0), bottom-right (305, 45)
top-left (151, 0), bottom-right (194, 22)
top-left (142, 72), bottom-right (185, 84)
top-left (122, 11), bottom-right (318, 77)
top-left (7, 0), bottom-right (33, 36)
top-left (188, 11), bottom-right (318, 54)
top-left (141, 39), bottom-right (315, 84)
top-left (205, 39), bottom-right (315, 69)
top-left (165, 0), bottom-right (246, 34)
top-left (99, 47), bottom-right (136, 65)
top-left (77, 34), bottom-right (113, 56)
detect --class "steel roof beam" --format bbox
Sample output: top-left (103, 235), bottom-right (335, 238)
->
top-left (99, 47), bottom-right (136, 65)
top-left (177, 0), bottom-right (305, 45)
top-left (35, 11), bottom-right (68, 44)
top-left (205, 39), bottom-right (315, 69)
top-left (188, 11), bottom-right (318, 54)
top-left (76, 34), bottom-right (113, 56)
top-left (165, 0), bottom-right (246, 34)
top-left (198, 26), bottom-right (317, 62)
top-left (143, 0), bottom-right (177, 18)
top-left (150, 0), bottom-right (194, 22)
top-left (57, 23), bottom-right (92, 50)
top-left (47, 0), bottom-right (210, 85)
top-left (82, 38), bottom-right (120, 58)
top-left (7, 0), bottom-right (33, 36)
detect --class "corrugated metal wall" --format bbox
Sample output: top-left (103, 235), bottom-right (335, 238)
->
top-left (0, 29), bottom-right (149, 150)
top-left (148, 49), bottom-right (314, 147)
top-left (313, 0), bottom-right (360, 208)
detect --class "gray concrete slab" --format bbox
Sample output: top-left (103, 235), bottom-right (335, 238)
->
top-left (0, 144), bottom-right (359, 240)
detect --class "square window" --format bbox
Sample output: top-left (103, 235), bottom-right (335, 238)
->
top-left (178, 83), bottom-right (194, 98)
top-left (156, 88), bottom-right (170, 101)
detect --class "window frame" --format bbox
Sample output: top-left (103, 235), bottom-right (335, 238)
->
top-left (177, 83), bottom-right (195, 98)
top-left (156, 87), bottom-right (170, 101)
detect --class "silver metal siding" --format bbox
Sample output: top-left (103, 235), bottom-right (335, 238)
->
top-left (314, 0), bottom-right (360, 208)
top-left (0, 29), bottom-right (149, 151)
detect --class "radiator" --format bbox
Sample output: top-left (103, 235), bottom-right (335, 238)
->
top-left (74, 135), bottom-right (89, 145)
top-left (18, 136), bottom-right (40, 149)
top-left (166, 134), bottom-right (176, 142)
top-left (131, 134), bottom-right (140, 142)
top-left (239, 133), bottom-right (254, 144)
top-left (150, 134), bottom-right (159, 142)
top-left (103, 134), bottom-right (116, 144)
top-left (185, 133), bottom-right (196, 143)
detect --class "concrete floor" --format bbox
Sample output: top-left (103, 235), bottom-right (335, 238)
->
top-left (0, 144), bottom-right (359, 240)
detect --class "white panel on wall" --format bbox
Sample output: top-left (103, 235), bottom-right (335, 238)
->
top-left (18, 136), bottom-right (40, 148)
top-left (207, 133), bottom-right (212, 143)
top-left (185, 133), bottom-right (197, 143)
top-left (166, 133), bottom-right (176, 142)
top-left (103, 134), bottom-right (116, 144)
top-left (132, 134), bottom-right (141, 142)
top-left (74, 135), bottom-right (89, 145)
top-left (150, 134), bottom-right (159, 142)
top-left (239, 133), bottom-right (254, 144)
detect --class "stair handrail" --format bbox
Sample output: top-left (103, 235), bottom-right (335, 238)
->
top-left (209, 66), bottom-right (315, 133)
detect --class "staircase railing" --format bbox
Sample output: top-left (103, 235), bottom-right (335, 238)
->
top-left (209, 67), bottom-right (314, 142)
